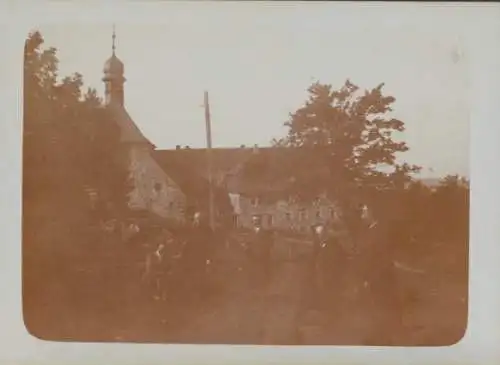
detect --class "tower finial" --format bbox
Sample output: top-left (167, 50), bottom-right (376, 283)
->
top-left (112, 24), bottom-right (116, 55)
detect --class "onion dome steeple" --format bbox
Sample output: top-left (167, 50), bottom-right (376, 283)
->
top-left (102, 25), bottom-right (126, 106)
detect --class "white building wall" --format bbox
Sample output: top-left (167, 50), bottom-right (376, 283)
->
top-left (235, 194), bottom-right (340, 232)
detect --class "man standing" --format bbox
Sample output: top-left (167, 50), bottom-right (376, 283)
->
top-left (246, 215), bottom-right (274, 287)
top-left (181, 211), bottom-right (215, 303)
top-left (357, 218), bottom-right (403, 345)
top-left (310, 224), bottom-right (326, 275)
top-left (312, 219), bottom-right (353, 308)
top-left (306, 223), bottom-right (327, 307)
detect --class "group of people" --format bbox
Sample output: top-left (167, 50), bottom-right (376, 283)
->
top-left (115, 204), bottom-right (402, 340)
top-left (120, 210), bottom-right (219, 305)
top-left (237, 214), bottom-right (354, 290)
top-left (240, 215), bottom-right (276, 286)
top-left (306, 211), bottom-right (405, 344)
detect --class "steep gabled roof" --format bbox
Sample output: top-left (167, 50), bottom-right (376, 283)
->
top-left (155, 147), bottom-right (254, 178)
top-left (154, 146), bottom-right (293, 178)
top-left (104, 102), bottom-right (155, 147)
top-left (155, 147), bottom-right (293, 200)
top-left (153, 151), bottom-right (233, 214)
top-left (155, 147), bottom-right (448, 202)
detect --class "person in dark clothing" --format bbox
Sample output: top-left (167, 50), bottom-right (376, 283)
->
top-left (310, 223), bottom-right (322, 251)
top-left (309, 224), bottom-right (326, 276)
top-left (245, 215), bottom-right (274, 287)
top-left (181, 211), bottom-right (215, 303)
top-left (312, 222), bottom-right (351, 307)
top-left (306, 223), bottom-right (327, 306)
top-left (357, 219), bottom-right (403, 345)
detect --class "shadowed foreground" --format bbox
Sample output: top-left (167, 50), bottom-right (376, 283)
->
top-left (23, 226), bottom-right (467, 346)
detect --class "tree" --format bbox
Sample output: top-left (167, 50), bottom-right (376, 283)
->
top-left (261, 80), bottom-right (420, 219)
top-left (23, 31), bottom-right (133, 230)
top-left (85, 105), bottom-right (134, 220)
top-left (431, 174), bottom-right (469, 242)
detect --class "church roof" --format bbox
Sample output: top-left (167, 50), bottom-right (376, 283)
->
top-left (104, 102), bottom-right (154, 147)
top-left (103, 54), bottom-right (124, 76)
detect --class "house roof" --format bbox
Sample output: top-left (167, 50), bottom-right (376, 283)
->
top-left (153, 151), bottom-right (233, 213)
top-left (155, 147), bottom-right (448, 201)
top-left (155, 147), bottom-right (255, 177)
top-left (155, 146), bottom-right (293, 199)
top-left (103, 102), bottom-right (154, 147)
top-left (154, 146), bottom-right (293, 177)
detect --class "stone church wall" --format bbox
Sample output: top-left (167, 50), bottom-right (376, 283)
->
top-left (128, 147), bottom-right (186, 223)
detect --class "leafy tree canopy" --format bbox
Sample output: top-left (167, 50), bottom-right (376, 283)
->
top-left (23, 31), bottom-right (133, 225)
top-left (243, 80), bottom-right (421, 210)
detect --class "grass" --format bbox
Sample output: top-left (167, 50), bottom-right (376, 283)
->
top-left (22, 213), bottom-right (468, 345)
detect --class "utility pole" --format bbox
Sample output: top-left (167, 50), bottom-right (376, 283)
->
top-left (204, 91), bottom-right (216, 231)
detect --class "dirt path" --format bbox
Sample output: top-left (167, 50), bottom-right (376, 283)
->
top-left (165, 237), bottom-right (309, 345)
top-left (24, 231), bottom-right (466, 346)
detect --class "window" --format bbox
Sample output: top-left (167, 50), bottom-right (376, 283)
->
top-left (154, 182), bottom-right (162, 193)
top-left (268, 214), bottom-right (274, 227)
top-left (299, 209), bottom-right (307, 221)
top-left (251, 196), bottom-right (259, 207)
top-left (285, 212), bottom-right (292, 221)
top-left (87, 190), bottom-right (98, 210)
top-left (315, 210), bottom-right (321, 219)
top-left (330, 208), bottom-right (341, 221)
top-left (361, 205), bottom-right (370, 220)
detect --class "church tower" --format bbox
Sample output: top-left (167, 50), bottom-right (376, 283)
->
top-left (99, 26), bottom-right (187, 222)
top-left (102, 26), bottom-right (125, 106)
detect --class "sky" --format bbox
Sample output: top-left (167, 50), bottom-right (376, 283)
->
top-left (34, 3), bottom-right (470, 178)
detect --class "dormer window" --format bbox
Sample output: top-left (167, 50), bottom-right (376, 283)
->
top-left (329, 207), bottom-right (334, 219)
top-left (154, 182), bottom-right (162, 194)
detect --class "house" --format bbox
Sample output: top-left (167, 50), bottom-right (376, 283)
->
top-left (156, 145), bottom-right (341, 232)
top-left (98, 32), bottom-right (186, 222)
top-left (153, 149), bottom-right (234, 227)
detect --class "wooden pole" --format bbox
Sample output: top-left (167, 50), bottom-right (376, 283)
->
top-left (204, 91), bottom-right (216, 231)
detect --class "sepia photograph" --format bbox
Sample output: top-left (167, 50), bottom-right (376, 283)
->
top-left (22, 6), bottom-right (469, 347)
